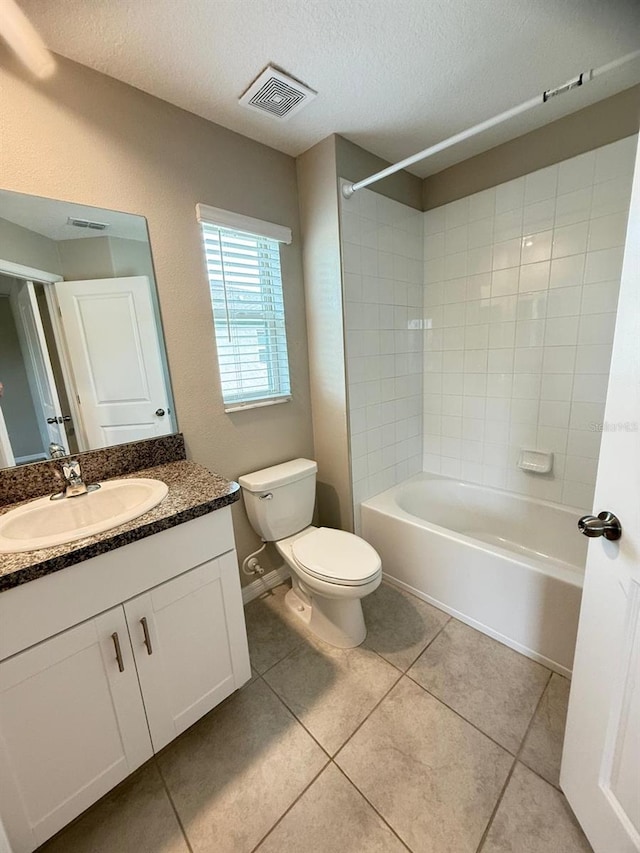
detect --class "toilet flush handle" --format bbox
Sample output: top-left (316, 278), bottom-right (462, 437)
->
top-left (259, 493), bottom-right (273, 500)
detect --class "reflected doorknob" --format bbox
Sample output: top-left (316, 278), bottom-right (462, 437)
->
top-left (578, 511), bottom-right (622, 541)
top-left (155, 408), bottom-right (166, 417)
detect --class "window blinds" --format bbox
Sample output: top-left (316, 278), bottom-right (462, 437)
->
top-left (199, 216), bottom-right (292, 411)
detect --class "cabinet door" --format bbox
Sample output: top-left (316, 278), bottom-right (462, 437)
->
top-left (0, 606), bottom-right (152, 853)
top-left (124, 552), bottom-right (251, 752)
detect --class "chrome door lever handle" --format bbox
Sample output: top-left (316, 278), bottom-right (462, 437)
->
top-left (578, 511), bottom-right (622, 541)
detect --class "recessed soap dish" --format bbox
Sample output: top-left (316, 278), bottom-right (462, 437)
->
top-left (517, 449), bottom-right (553, 474)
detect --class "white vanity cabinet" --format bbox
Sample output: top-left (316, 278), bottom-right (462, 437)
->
top-left (0, 507), bottom-right (251, 853)
top-left (123, 550), bottom-right (247, 752)
top-left (0, 606), bottom-right (153, 852)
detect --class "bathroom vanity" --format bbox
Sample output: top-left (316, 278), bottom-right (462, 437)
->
top-left (0, 457), bottom-right (250, 853)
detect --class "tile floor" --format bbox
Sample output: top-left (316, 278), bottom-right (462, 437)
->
top-left (39, 581), bottom-right (593, 853)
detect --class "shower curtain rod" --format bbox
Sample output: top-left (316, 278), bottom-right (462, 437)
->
top-left (341, 49), bottom-right (640, 199)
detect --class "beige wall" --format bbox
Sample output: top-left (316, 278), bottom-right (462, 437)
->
top-left (109, 237), bottom-right (155, 280)
top-left (423, 85), bottom-right (640, 209)
top-left (335, 135), bottom-right (423, 210)
top-left (57, 235), bottom-right (156, 281)
top-left (0, 217), bottom-right (62, 274)
top-left (296, 137), bottom-right (353, 532)
top-left (0, 52), bottom-right (314, 582)
top-left (57, 235), bottom-right (114, 279)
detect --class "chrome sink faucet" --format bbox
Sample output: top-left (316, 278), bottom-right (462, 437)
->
top-left (61, 459), bottom-right (88, 498)
top-left (51, 458), bottom-right (100, 500)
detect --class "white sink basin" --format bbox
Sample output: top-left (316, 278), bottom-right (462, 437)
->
top-left (0, 478), bottom-right (169, 553)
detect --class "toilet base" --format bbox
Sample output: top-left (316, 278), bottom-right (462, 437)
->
top-left (285, 578), bottom-right (367, 648)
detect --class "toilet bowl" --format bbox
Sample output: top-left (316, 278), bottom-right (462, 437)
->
top-left (276, 526), bottom-right (381, 648)
top-left (238, 458), bottom-right (382, 648)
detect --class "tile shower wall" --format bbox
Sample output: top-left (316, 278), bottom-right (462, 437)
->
top-left (423, 135), bottom-right (636, 509)
top-left (341, 187), bottom-right (424, 526)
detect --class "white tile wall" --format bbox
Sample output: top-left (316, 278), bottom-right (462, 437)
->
top-left (341, 186), bottom-right (424, 527)
top-left (422, 136), bottom-right (636, 509)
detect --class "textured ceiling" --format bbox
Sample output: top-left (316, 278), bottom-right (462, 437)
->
top-left (16, 0), bottom-right (640, 177)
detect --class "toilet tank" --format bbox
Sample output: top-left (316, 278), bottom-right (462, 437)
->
top-left (238, 459), bottom-right (317, 542)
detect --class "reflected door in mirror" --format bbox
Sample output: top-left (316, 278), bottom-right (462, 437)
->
top-left (12, 280), bottom-right (70, 454)
top-left (55, 277), bottom-right (171, 448)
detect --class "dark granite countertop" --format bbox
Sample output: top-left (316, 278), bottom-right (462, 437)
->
top-left (0, 461), bottom-right (240, 593)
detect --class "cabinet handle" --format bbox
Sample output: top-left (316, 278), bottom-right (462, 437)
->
top-left (111, 632), bottom-right (125, 672)
top-left (140, 617), bottom-right (153, 655)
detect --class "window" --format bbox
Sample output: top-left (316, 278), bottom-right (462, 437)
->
top-left (197, 204), bottom-right (292, 411)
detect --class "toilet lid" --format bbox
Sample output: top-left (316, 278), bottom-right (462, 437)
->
top-left (291, 527), bottom-right (381, 586)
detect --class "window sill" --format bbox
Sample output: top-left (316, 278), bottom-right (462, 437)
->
top-left (224, 396), bottom-right (291, 414)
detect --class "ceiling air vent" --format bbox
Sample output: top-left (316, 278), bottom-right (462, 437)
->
top-left (67, 217), bottom-right (108, 231)
top-left (239, 66), bottom-right (316, 120)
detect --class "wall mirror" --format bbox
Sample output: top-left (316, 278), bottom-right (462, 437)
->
top-left (0, 189), bottom-right (177, 469)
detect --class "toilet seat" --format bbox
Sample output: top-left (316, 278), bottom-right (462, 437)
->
top-left (291, 527), bottom-right (381, 587)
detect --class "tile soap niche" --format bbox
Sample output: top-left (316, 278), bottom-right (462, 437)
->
top-left (517, 449), bottom-right (554, 474)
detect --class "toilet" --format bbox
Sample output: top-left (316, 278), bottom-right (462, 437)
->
top-left (239, 458), bottom-right (381, 648)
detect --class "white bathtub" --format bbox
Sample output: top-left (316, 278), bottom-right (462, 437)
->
top-left (361, 473), bottom-right (587, 675)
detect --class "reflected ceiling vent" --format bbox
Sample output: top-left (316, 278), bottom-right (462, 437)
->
top-left (66, 217), bottom-right (108, 231)
top-left (239, 65), bottom-right (317, 120)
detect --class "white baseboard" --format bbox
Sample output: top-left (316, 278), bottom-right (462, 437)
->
top-left (242, 565), bottom-right (290, 605)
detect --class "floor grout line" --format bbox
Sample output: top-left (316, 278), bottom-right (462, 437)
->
top-left (331, 761), bottom-right (413, 852)
top-left (253, 605), bottom-right (450, 803)
top-left (475, 757), bottom-right (519, 853)
top-left (259, 674), bottom-right (334, 759)
top-left (364, 612), bottom-right (453, 675)
top-left (252, 634), bottom-right (306, 678)
top-left (474, 668), bottom-right (554, 853)
top-left (248, 587), bottom-right (411, 762)
top-left (403, 668), bottom-right (524, 757)
top-left (248, 760), bottom-right (331, 853)
top-left (154, 757), bottom-right (195, 853)
top-left (254, 607), bottom-right (441, 761)
top-left (516, 669), bottom-right (554, 759)
top-left (249, 653), bottom-right (411, 852)
top-left (332, 669), bottom-right (404, 762)
top-left (401, 619), bottom-right (554, 759)
top-left (247, 587), bottom-right (309, 678)
top-left (156, 669), bottom-right (331, 853)
top-left (517, 672), bottom-right (569, 792)
top-left (402, 613), bottom-right (453, 668)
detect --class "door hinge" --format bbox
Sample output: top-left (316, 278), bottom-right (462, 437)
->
top-left (76, 394), bottom-right (81, 406)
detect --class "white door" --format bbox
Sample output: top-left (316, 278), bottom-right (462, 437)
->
top-left (124, 554), bottom-right (251, 752)
top-left (10, 280), bottom-right (69, 453)
top-left (0, 606), bottom-right (152, 853)
top-left (54, 276), bottom-right (170, 448)
top-left (561, 137), bottom-right (640, 851)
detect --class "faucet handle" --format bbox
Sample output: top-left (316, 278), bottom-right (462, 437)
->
top-left (49, 442), bottom-right (67, 459)
top-left (62, 459), bottom-right (82, 482)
